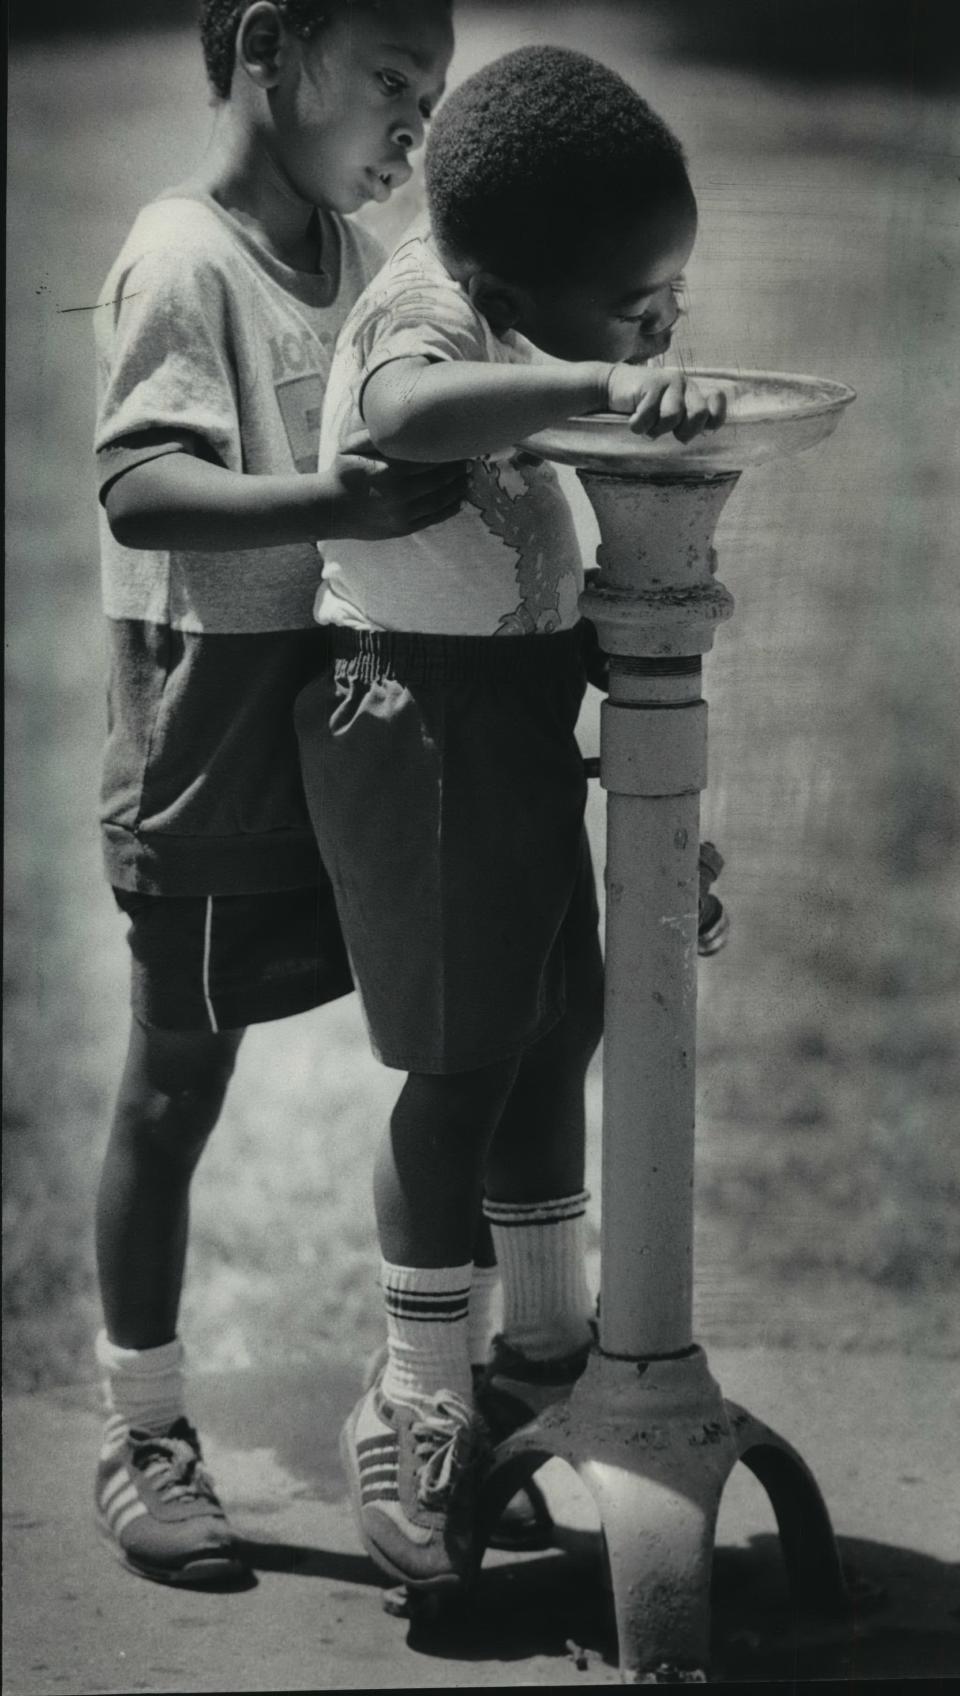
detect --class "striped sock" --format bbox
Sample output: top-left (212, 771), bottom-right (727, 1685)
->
top-left (484, 1192), bottom-right (594, 1362)
top-left (95, 1331), bottom-right (186, 1455)
top-left (467, 1263), bottom-right (502, 1369)
top-left (379, 1261), bottom-right (474, 1406)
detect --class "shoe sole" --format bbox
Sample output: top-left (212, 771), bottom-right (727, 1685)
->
top-left (96, 1513), bottom-right (248, 1587)
top-left (338, 1408), bottom-right (466, 1596)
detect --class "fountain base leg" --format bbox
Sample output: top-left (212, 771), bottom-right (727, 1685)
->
top-left (480, 1346), bottom-right (847, 1683)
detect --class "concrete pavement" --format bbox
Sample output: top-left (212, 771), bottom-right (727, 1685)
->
top-left (4, 1347), bottom-right (959, 1690)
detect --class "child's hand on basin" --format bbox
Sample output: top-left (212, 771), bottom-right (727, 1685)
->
top-left (606, 366), bottom-right (727, 443)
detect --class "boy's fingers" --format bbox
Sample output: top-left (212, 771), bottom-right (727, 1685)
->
top-left (422, 497), bottom-right (467, 529)
top-left (628, 379), bottom-right (670, 436)
top-left (647, 376), bottom-right (687, 438)
top-left (705, 388), bottom-right (728, 431)
top-left (339, 436), bottom-right (469, 489)
top-left (384, 461), bottom-right (470, 491)
top-left (340, 428), bottom-right (383, 461)
top-left (672, 381), bottom-right (710, 443)
top-left (405, 487), bottom-right (466, 523)
top-left (629, 375), bottom-right (686, 438)
top-left (402, 496), bottom-right (466, 534)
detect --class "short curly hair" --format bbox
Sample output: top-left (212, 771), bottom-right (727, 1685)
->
top-left (425, 46), bottom-right (691, 284)
top-left (200, 0), bottom-right (393, 100)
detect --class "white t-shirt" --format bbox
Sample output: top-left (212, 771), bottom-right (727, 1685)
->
top-left (315, 228), bottom-right (583, 636)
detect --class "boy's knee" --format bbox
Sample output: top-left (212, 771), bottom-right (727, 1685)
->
top-left (116, 1025), bottom-right (243, 1162)
top-left (116, 1076), bottom-right (228, 1166)
top-left (403, 1053), bottom-right (520, 1133)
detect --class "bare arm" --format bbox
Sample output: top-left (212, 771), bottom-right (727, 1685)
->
top-left (103, 442), bottom-right (469, 552)
top-left (105, 454), bottom-right (334, 551)
top-left (361, 356), bottom-right (612, 463)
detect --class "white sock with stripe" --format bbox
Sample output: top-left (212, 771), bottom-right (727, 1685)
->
top-left (379, 1261), bottom-right (473, 1406)
top-left (467, 1263), bottom-right (502, 1369)
top-left (484, 1191), bottom-right (594, 1362)
top-left (95, 1331), bottom-right (186, 1454)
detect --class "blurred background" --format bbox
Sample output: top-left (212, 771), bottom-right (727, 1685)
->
top-left (5, 1), bottom-right (959, 1394)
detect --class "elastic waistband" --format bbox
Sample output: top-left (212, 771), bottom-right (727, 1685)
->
top-left (329, 624), bottom-right (587, 684)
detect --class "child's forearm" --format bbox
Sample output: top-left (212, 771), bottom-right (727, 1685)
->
top-left (103, 452), bottom-right (344, 552)
top-left (362, 357), bottom-right (612, 462)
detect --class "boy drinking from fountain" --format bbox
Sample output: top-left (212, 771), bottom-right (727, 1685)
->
top-left (295, 44), bottom-right (726, 1592)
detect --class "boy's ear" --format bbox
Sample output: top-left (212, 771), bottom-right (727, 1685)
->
top-left (236, 2), bottom-right (287, 90)
top-left (467, 273), bottom-right (530, 337)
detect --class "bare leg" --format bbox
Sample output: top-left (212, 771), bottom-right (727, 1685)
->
top-left (486, 919), bottom-right (603, 1204)
top-left (96, 1018), bottom-right (244, 1348)
top-left (374, 1056), bottom-right (521, 1269)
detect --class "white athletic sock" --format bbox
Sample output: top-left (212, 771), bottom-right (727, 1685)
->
top-left (467, 1263), bottom-right (502, 1369)
top-left (484, 1192), bottom-right (594, 1362)
top-left (95, 1331), bottom-right (186, 1451)
top-left (378, 1261), bottom-right (473, 1406)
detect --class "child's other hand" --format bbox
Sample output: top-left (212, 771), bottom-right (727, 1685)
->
top-left (606, 367), bottom-right (727, 443)
top-left (322, 431), bottom-right (470, 540)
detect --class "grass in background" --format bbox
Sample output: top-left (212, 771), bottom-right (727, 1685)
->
top-left (4, 11), bottom-right (959, 1390)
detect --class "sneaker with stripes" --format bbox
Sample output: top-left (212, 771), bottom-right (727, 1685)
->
top-left (360, 1342), bottom-right (553, 1552)
top-left (340, 1375), bottom-right (484, 1591)
top-left (95, 1415), bottom-right (245, 1585)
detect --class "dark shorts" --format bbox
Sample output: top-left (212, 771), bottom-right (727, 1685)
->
top-left (294, 626), bottom-right (599, 1074)
top-left (113, 879), bottom-right (353, 1032)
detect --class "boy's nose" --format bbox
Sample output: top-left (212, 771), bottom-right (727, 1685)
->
top-left (390, 113), bottom-right (424, 153)
top-left (653, 289), bottom-right (681, 333)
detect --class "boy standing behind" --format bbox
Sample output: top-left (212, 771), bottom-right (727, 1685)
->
top-left (296, 45), bottom-right (725, 1595)
top-left (92, 0), bottom-right (458, 1586)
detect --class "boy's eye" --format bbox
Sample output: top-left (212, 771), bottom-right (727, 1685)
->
top-left (376, 70), bottom-right (407, 96)
top-left (617, 278), bottom-right (687, 325)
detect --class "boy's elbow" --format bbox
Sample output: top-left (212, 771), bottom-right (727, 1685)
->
top-left (361, 363), bottom-right (446, 462)
top-left (361, 396), bottom-right (424, 461)
top-left (365, 416), bottom-right (438, 462)
top-left (104, 472), bottom-right (158, 548)
top-left (104, 481), bottom-right (143, 547)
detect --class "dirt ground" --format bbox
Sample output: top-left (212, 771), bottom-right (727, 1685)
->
top-left (4, 1350), bottom-right (960, 1689)
top-left (4, 7), bottom-right (959, 1391)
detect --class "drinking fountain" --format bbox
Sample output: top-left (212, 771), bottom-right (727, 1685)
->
top-left (480, 369), bottom-right (857, 1682)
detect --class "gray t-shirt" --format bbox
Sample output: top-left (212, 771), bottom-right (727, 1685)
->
top-left (94, 192), bottom-right (384, 895)
top-left (95, 191), bottom-right (384, 633)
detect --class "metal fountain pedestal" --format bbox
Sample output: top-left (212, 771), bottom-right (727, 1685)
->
top-left (481, 372), bottom-right (856, 1682)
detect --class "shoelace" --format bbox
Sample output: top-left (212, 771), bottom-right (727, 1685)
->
top-left (129, 1424), bottom-right (218, 1508)
top-left (410, 1392), bottom-right (478, 1509)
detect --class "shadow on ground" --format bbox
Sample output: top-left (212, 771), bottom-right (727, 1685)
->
top-left (186, 1361), bottom-right (960, 1678)
top-left (228, 1527), bottom-right (959, 1681)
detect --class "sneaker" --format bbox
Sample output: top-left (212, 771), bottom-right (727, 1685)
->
top-left (698, 841), bottom-right (729, 956)
top-left (476, 1333), bottom-right (592, 1444)
top-left (360, 1343), bottom-right (553, 1551)
top-left (95, 1416), bottom-right (245, 1586)
top-left (340, 1377), bottom-right (483, 1591)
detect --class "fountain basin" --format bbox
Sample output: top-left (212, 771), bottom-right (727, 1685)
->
top-left (524, 368), bottom-right (855, 475)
